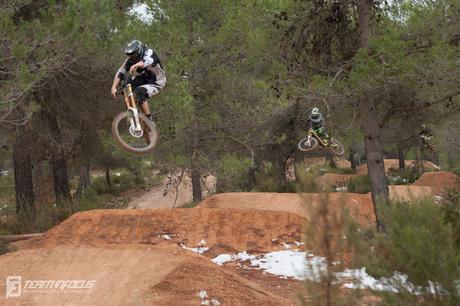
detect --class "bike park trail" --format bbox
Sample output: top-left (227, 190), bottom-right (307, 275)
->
top-left (1, 171), bottom-right (457, 305)
top-left (0, 191), bottom-right (375, 305)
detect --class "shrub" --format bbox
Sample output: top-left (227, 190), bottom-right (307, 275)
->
top-left (353, 199), bottom-right (460, 305)
top-left (347, 175), bottom-right (371, 194)
top-left (386, 168), bottom-right (420, 185)
top-left (0, 240), bottom-right (16, 256)
top-left (441, 190), bottom-right (460, 250)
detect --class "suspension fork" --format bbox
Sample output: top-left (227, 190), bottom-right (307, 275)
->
top-left (124, 84), bottom-right (142, 132)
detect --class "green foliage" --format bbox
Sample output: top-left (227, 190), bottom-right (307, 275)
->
top-left (387, 168), bottom-right (421, 185)
top-left (253, 162), bottom-right (278, 192)
top-left (0, 240), bottom-right (16, 256)
top-left (441, 190), bottom-right (460, 250)
top-left (347, 175), bottom-right (371, 194)
top-left (0, 189), bottom-right (127, 236)
top-left (352, 199), bottom-right (460, 305)
top-left (216, 154), bottom-right (253, 192)
top-left (295, 166), bottom-right (322, 193)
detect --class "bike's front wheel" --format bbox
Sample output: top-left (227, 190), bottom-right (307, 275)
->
top-left (298, 137), bottom-right (318, 151)
top-left (112, 111), bottom-right (158, 154)
top-left (328, 139), bottom-right (344, 156)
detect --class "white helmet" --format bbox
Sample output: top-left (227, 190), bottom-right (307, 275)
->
top-left (311, 107), bottom-right (319, 116)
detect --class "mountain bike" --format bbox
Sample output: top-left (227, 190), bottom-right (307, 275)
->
top-left (112, 74), bottom-right (158, 154)
top-left (298, 128), bottom-right (344, 155)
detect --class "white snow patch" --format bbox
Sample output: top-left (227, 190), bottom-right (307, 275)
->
top-left (181, 243), bottom-right (209, 254)
top-left (211, 298), bottom-right (221, 305)
top-left (198, 239), bottom-right (207, 246)
top-left (160, 234), bottom-right (172, 240)
top-left (212, 254), bottom-right (233, 266)
top-left (282, 242), bottom-right (292, 249)
top-left (212, 250), bottom-right (324, 281)
top-left (198, 290), bottom-right (221, 305)
top-left (211, 250), bottom-right (445, 294)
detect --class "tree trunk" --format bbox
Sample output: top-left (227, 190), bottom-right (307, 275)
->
top-left (51, 155), bottom-right (71, 203)
top-left (32, 160), bottom-right (54, 208)
top-left (357, 0), bottom-right (372, 47)
top-left (398, 146), bottom-right (405, 170)
top-left (190, 133), bottom-right (202, 202)
top-left (361, 100), bottom-right (389, 232)
top-left (357, 0), bottom-right (388, 232)
top-left (293, 150), bottom-right (304, 183)
top-left (13, 130), bottom-right (36, 221)
top-left (247, 166), bottom-right (257, 190)
top-left (415, 138), bottom-right (424, 176)
top-left (268, 144), bottom-right (287, 190)
top-left (105, 165), bottom-right (111, 188)
top-left (350, 142), bottom-right (357, 171)
top-left (41, 109), bottom-right (72, 204)
top-left (75, 163), bottom-right (90, 200)
top-left (191, 166), bottom-right (202, 202)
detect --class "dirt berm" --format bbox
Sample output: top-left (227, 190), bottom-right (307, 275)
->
top-left (198, 192), bottom-right (375, 227)
top-left (1, 193), bottom-right (378, 305)
top-left (1, 208), bottom-right (309, 305)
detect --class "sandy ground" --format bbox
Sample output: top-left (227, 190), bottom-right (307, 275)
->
top-left (128, 173), bottom-right (216, 209)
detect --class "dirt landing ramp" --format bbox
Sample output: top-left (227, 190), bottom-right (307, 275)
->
top-left (0, 244), bottom-right (289, 306)
top-left (413, 171), bottom-right (459, 195)
top-left (198, 192), bottom-right (375, 227)
top-left (21, 208), bottom-right (306, 253)
top-left (388, 185), bottom-right (433, 201)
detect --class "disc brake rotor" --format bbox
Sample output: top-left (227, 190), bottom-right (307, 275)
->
top-left (129, 125), bottom-right (144, 138)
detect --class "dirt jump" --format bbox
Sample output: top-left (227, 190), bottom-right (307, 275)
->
top-left (1, 192), bottom-right (374, 305)
top-left (0, 170), bottom-right (457, 305)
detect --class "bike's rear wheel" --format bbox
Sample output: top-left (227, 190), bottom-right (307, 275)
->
top-left (328, 139), bottom-right (344, 156)
top-left (112, 111), bottom-right (158, 154)
top-left (298, 137), bottom-right (318, 151)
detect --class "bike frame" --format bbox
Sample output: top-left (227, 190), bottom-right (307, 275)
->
top-left (308, 128), bottom-right (330, 147)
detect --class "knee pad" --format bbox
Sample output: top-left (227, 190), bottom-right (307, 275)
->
top-left (134, 87), bottom-right (148, 105)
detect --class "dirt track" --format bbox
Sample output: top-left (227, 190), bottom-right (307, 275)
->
top-left (1, 193), bottom-right (366, 305)
top-left (1, 170), bottom-right (458, 305)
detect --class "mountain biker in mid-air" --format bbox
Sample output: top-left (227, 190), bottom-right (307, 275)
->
top-left (308, 107), bottom-right (333, 145)
top-left (111, 39), bottom-right (166, 121)
top-left (418, 124), bottom-right (435, 152)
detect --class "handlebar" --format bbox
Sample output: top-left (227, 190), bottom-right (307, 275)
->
top-left (116, 72), bottom-right (138, 96)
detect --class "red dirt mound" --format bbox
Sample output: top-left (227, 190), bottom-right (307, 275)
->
top-left (22, 208), bottom-right (306, 253)
top-left (413, 171), bottom-right (459, 195)
top-left (388, 185), bottom-right (433, 201)
top-left (356, 159), bottom-right (440, 176)
top-left (0, 244), bottom-right (290, 306)
top-left (198, 192), bottom-right (375, 227)
top-left (146, 253), bottom-right (294, 306)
